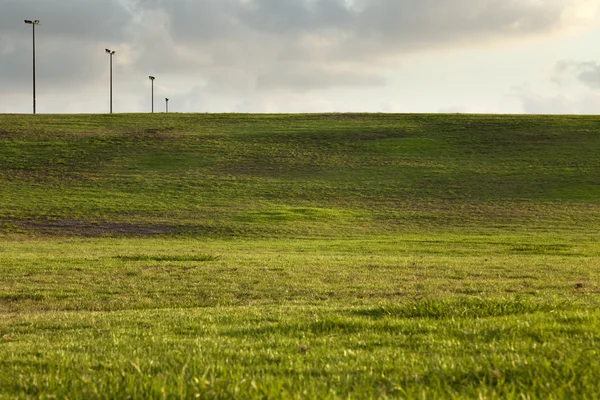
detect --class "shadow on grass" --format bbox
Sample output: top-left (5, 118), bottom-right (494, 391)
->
top-left (510, 244), bottom-right (580, 255)
top-left (115, 254), bottom-right (218, 262)
top-left (221, 298), bottom-right (574, 338)
top-left (351, 298), bottom-right (568, 320)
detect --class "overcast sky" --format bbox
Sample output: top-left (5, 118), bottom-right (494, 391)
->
top-left (1, 0), bottom-right (600, 114)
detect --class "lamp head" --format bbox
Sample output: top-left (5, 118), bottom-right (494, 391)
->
top-left (24, 20), bottom-right (32, 24)
top-left (149, 76), bottom-right (155, 80)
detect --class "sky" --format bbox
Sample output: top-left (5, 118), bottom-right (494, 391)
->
top-left (1, 0), bottom-right (600, 114)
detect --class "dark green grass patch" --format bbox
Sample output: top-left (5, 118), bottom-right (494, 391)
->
top-left (510, 243), bottom-right (579, 255)
top-left (116, 254), bottom-right (218, 262)
top-left (352, 297), bottom-right (567, 320)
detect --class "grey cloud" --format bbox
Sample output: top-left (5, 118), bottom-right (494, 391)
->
top-left (520, 92), bottom-right (600, 115)
top-left (239, 0), bottom-right (350, 35)
top-left (0, 0), bottom-right (134, 96)
top-left (516, 58), bottom-right (600, 115)
top-left (574, 62), bottom-right (600, 89)
top-left (0, 0), bottom-right (132, 40)
top-left (236, 0), bottom-right (577, 52)
top-left (1, 0), bottom-right (596, 112)
top-left (123, 0), bottom-right (590, 91)
top-left (175, 86), bottom-right (206, 111)
top-left (256, 64), bottom-right (386, 91)
top-left (0, 34), bottom-right (115, 95)
top-left (551, 60), bottom-right (600, 89)
top-left (238, 0), bottom-right (571, 39)
top-left (521, 93), bottom-right (577, 114)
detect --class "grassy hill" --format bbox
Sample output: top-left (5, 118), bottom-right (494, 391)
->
top-left (1, 113), bottom-right (599, 236)
top-left (0, 113), bottom-right (599, 398)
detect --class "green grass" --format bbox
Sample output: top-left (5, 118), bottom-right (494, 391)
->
top-left (0, 113), bottom-right (599, 398)
top-left (2, 113), bottom-right (599, 233)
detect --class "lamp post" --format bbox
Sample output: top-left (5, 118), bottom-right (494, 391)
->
top-left (165, 98), bottom-right (169, 113)
top-left (149, 76), bottom-right (155, 113)
top-left (24, 19), bottom-right (40, 114)
top-left (105, 49), bottom-right (115, 113)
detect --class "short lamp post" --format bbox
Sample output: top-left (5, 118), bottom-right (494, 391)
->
top-left (105, 49), bottom-right (115, 113)
top-left (24, 19), bottom-right (40, 114)
top-left (165, 98), bottom-right (169, 113)
top-left (149, 76), bottom-right (155, 113)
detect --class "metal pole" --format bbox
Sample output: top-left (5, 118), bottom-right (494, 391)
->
top-left (105, 49), bottom-right (116, 113)
top-left (149, 76), bottom-right (156, 113)
top-left (32, 23), bottom-right (36, 114)
top-left (25, 20), bottom-right (39, 114)
top-left (165, 98), bottom-right (168, 113)
top-left (109, 52), bottom-right (113, 114)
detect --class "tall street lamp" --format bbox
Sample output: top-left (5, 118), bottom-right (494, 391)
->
top-left (149, 76), bottom-right (155, 113)
top-left (165, 98), bottom-right (169, 113)
top-left (24, 19), bottom-right (40, 114)
top-left (105, 49), bottom-right (115, 113)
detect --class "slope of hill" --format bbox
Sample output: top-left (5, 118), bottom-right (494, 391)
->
top-left (1, 113), bottom-right (599, 237)
top-left (1, 114), bottom-right (599, 398)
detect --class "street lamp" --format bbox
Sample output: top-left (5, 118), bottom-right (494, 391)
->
top-left (165, 98), bottom-right (169, 113)
top-left (105, 49), bottom-right (115, 113)
top-left (149, 76), bottom-right (155, 113)
top-left (24, 19), bottom-right (40, 114)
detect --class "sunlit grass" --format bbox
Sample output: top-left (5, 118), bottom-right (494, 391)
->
top-left (0, 113), bottom-right (599, 398)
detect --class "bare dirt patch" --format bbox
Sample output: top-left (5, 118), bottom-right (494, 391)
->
top-left (4, 219), bottom-right (235, 238)
top-left (14, 219), bottom-right (179, 237)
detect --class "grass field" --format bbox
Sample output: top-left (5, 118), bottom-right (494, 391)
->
top-left (1, 113), bottom-right (599, 398)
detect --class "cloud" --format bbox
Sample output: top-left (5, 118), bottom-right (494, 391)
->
top-left (514, 56), bottom-right (600, 114)
top-left (520, 91), bottom-right (600, 114)
top-left (256, 64), bottom-right (386, 91)
top-left (115, 0), bottom-right (599, 94)
top-left (577, 63), bottom-right (600, 89)
top-left (552, 60), bottom-right (600, 89)
top-left (138, 1), bottom-right (599, 61)
top-left (235, 0), bottom-right (596, 44)
top-left (0, 0), bottom-right (132, 40)
top-left (0, 0), bottom-right (133, 96)
top-left (1, 0), bottom-right (599, 113)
